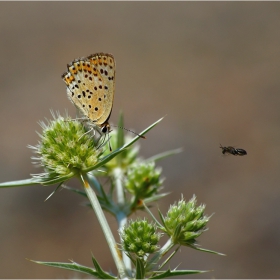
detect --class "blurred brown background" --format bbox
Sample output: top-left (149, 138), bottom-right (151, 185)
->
top-left (1, 2), bottom-right (280, 278)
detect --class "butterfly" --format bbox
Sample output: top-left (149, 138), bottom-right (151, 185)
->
top-left (220, 144), bottom-right (247, 156)
top-left (62, 53), bottom-right (115, 134)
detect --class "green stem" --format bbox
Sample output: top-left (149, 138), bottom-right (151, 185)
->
top-left (113, 167), bottom-right (132, 275)
top-left (147, 238), bottom-right (175, 271)
top-left (80, 173), bottom-right (126, 279)
top-left (114, 167), bottom-right (125, 204)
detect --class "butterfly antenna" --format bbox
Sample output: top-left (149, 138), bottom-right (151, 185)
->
top-left (112, 125), bottom-right (146, 139)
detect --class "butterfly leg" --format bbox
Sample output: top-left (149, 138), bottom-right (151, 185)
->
top-left (64, 117), bottom-right (89, 122)
top-left (78, 127), bottom-right (94, 141)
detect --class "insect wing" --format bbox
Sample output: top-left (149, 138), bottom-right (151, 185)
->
top-left (62, 53), bottom-right (115, 126)
top-left (235, 148), bottom-right (247, 156)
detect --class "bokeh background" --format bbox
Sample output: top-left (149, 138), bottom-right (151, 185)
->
top-left (1, 2), bottom-right (280, 278)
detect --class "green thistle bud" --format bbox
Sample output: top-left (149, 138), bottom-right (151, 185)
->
top-left (125, 162), bottom-right (162, 199)
top-left (120, 219), bottom-right (161, 258)
top-left (163, 195), bottom-right (210, 246)
top-left (29, 112), bottom-right (102, 182)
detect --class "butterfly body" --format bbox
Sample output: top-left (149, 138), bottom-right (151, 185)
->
top-left (62, 53), bottom-right (115, 133)
top-left (220, 144), bottom-right (247, 156)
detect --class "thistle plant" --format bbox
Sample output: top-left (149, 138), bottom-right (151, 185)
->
top-left (30, 113), bottom-right (102, 182)
top-left (0, 111), bottom-right (223, 279)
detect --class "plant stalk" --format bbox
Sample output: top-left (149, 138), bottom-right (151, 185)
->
top-left (80, 172), bottom-right (126, 279)
top-left (113, 167), bottom-right (132, 275)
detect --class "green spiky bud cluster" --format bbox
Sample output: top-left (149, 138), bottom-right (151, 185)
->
top-left (125, 162), bottom-right (162, 199)
top-left (29, 112), bottom-right (102, 182)
top-left (163, 196), bottom-right (210, 246)
top-left (120, 219), bottom-right (161, 258)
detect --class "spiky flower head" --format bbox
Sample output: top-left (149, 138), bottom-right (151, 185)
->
top-left (120, 218), bottom-right (161, 258)
top-left (125, 162), bottom-right (162, 199)
top-left (29, 112), bottom-right (102, 183)
top-left (162, 195), bottom-right (210, 246)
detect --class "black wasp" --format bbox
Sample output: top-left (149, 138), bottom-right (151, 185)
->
top-left (220, 144), bottom-right (247, 156)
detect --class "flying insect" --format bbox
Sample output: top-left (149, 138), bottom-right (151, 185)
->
top-left (220, 144), bottom-right (247, 156)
